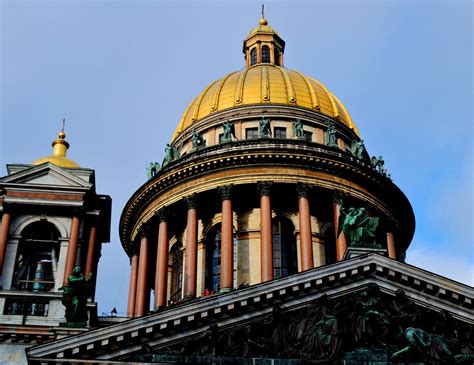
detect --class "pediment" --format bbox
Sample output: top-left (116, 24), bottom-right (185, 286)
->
top-left (1, 163), bottom-right (92, 189)
top-left (27, 255), bottom-right (474, 363)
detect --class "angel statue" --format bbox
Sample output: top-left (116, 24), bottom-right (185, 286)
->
top-left (337, 206), bottom-right (379, 247)
top-left (292, 119), bottom-right (305, 140)
top-left (61, 267), bottom-right (93, 325)
top-left (259, 116), bottom-right (272, 138)
top-left (222, 121), bottom-right (236, 143)
top-left (326, 121), bottom-right (338, 147)
top-left (351, 140), bottom-right (366, 160)
top-left (146, 162), bottom-right (160, 180)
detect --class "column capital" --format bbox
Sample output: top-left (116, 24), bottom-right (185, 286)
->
top-left (332, 191), bottom-right (344, 205)
top-left (155, 207), bottom-right (170, 223)
top-left (184, 194), bottom-right (198, 209)
top-left (296, 183), bottom-right (312, 199)
top-left (257, 181), bottom-right (273, 197)
top-left (139, 225), bottom-right (149, 240)
top-left (72, 208), bottom-right (84, 218)
top-left (1, 202), bottom-right (12, 214)
top-left (218, 185), bottom-right (233, 201)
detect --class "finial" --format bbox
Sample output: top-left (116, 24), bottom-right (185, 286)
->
top-left (59, 118), bottom-right (66, 139)
top-left (259, 4), bottom-right (268, 25)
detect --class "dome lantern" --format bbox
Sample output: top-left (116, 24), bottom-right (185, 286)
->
top-left (243, 8), bottom-right (285, 67)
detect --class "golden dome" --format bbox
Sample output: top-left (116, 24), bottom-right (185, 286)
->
top-left (32, 130), bottom-right (80, 168)
top-left (172, 64), bottom-right (360, 141)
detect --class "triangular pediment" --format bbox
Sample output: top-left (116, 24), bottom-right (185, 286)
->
top-left (1, 163), bottom-right (92, 189)
top-left (27, 255), bottom-right (474, 363)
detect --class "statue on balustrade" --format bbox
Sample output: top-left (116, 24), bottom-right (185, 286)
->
top-left (326, 121), bottom-right (338, 148)
top-left (191, 128), bottom-right (206, 150)
top-left (351, 139), bottom-right (366, 160)
top-left (61, 267), bottom-right (93, 326)
top-left (222, 121), bottom-right (236, 143)
top-left (146, 162), bottom-right (160, 180)
top-left (292, 119), bottom-right (305, 140)
top-left (162, 143), bottom-right (180, 167)
top-left (338, 206), bottom-right (379, 247)
top-left (259, 116), bottom-right (272, 138)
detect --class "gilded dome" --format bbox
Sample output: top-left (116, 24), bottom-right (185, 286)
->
top-left (32, 130), bottom-right (80, 168)
top-left (172, 64), bottom-right (359, 141)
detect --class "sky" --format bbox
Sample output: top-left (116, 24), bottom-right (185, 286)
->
top-left (1, 0), bottom-right (472, 315)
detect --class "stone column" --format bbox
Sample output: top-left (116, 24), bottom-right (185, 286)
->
top-left (259, 182), bottom-right (273, 282)
top-left (127, 253), bottom-right (139, 317)
top-left (297, 184), bottom-right (314, 271)
top-left (64, 212), bottom-right (81, 284)
top-left (154, 210), bottom-right (169, 309)
top-left (84, 220), bottom-right (97, 277)
top-left (183, 194), bottom-right (198, 299)
top-left (135, 230), bottom-right (149, 317)
top-left (333, 193), bottom-right (347, 261)
top-left (0, 209), bottom-right (12, 275)
top-left (218, 185), bottom-right (233, 292)
top-left (387, 232), bottom-right (396, 259)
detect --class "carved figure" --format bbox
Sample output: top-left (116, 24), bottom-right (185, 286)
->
top-left (259, 116), bottom-right (272, 138)
top-left (338, 206), bottom-right (379, 246)
top-left (351, 140), bottom-right (366, 159)
top-left (391, 327), bottom-right (473, 364)
top-left (162, 144), bottom-right (180, 167)
top-left (191, 128), bottom-right (206, 149)
top-left (292, 119), bottom-right (305, 140)
top-left (222, 121), bottom-right (236, 142)
top-left (146, 162), bottom-right (160, 180)
top-left (326, 121), bottom-right (338, 147)
top-left (61, 267), bottom-right (92, 325)
top-left (371, 155), bottom-right (386, 175)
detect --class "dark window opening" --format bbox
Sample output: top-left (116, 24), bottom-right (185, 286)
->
top-left (14, 222), bottom-right (60, 292)
top-left (250, 48), bottom-right (257, 66)
top-left (304, 131), bottom-right (313, 142)
top-left (274, 49), bottom-right (280, 66)
top-left (324, 227), bottom-right (337, 265)
top-left (246, 128), bottom-right (259, 140)
top-left (274, 127), bottom-right (287, 139)
top-left (272, 218), bottom-right (297, 278)
top-left (262, 46), bottom-right (270, 63)
top-left (206, 227), bottom-right (221, 293)
top-left (170, 243), bottom-right (183, 303)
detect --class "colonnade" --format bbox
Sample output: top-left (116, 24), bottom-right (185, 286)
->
top-left (126, 183), bottom-right (398, 317)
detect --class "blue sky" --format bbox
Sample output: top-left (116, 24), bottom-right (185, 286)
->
top-left (1, 0), bottom-right (472, 315)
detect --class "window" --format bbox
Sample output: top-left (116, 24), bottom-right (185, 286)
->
top-left (262, 46), bottom-right (270, 63)
top-left (274, 127), bottom-right (286, 139)
top-left (272, 218), bottom-right (297, 278)
top-left (245, 128), bottom-right (258, 140)
top-left (218, 133), bottom-right (224, 143)
top-left (323, 227), bottom-right (337, 265)
top-left (14, 222), bottom-right (60, 292)
top-left (206, 227), bottom-right (221, 293)
top-left (304, 131), bottom-right (313, 142)
top-left (169, 243), bottom-right (183, 303)
top-left (250, 48), bottom-right (257, 66)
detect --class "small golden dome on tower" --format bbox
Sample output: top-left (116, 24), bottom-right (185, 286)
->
top-left (32, 122), bottom-right (80, 168)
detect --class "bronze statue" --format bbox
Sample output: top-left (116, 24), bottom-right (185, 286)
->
top-left (191, 128), bottom-right (206, 149)
top-left (259, 116), bottom-right (272, 138)
top-left (222, 121), bottom-right (236, 142)
top-left (338, 206), bottom-right (379, 246)
top-left (162, 143), bottom-right (180, 167)
top-left (146, 162), bottom-right (160, 180)
top-left (61, 267), bottom-right (93, 325)
top-left (326, 121), bottom-right (338, 147)
top-left (292, 119), bottom-right (305, 140)
top-left (351, 139), bottom-right (366, 159)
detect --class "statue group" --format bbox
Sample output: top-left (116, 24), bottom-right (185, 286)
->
top-left (136, 284), bottom-right (473, 364)
top-left (338, 206), bottom-right (380, 247)
top-left (325, 121), bottom-right (338, 148)
top-left (351, 140), bottom-right (366, 159)
top-left (222, 121), bottom-right (236, 143)
top-left (162, 143), bottom-right (180, 167)
top-left (292, 119), bottom-right (305, 140)
top-left (146, 162), bottom-right (160, 180)
top-left (191, 128), bottom-right (206, 150)
top-left (259, 116), bottom-right (272, 138)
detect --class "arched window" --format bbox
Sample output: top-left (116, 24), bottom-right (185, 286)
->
top-left (169, 242), bottom-right (183, 303)
top-left (205, 227), bottom-right (221, 293)
top-left (250, 48), bottom-right (257, 66)
top-left (14, 221), bottom-right (60, 292)
top-left (262, 46), bottom-right (270, 63)
top-left (272, 218), bottom-right (297, 278)
top-left (205, 226), bottom-right (237, 293)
